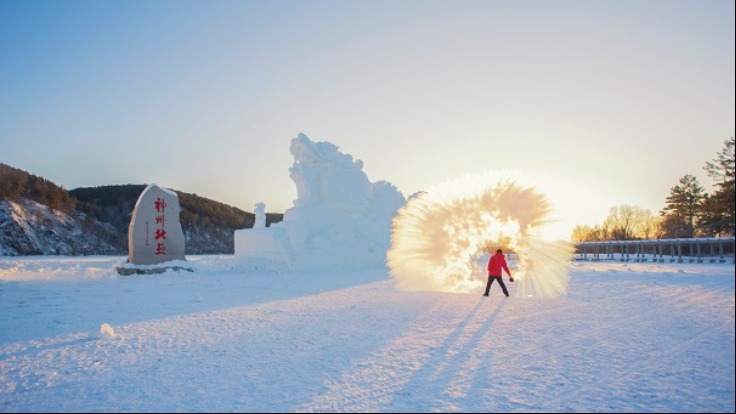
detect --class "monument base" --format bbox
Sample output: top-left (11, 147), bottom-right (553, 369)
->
top-left (116, 260), bottom-right (194, 276)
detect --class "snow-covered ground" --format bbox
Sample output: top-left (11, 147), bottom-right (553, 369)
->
top-left (1, 256), bottom-right (734, 412)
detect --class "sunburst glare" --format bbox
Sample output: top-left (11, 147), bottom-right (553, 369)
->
top-left (387, 171), bottom-right (574, 298)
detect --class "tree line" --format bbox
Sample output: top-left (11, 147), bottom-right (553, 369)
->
top-left (70, 185), bottom-right (279, 234)
top-left (573, 136), bottom-right (735, 242)
top-left (0, 163), bottom-right (78, 212)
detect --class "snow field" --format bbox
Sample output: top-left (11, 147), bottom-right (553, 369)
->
top-left (0, 257), bottom-right (733, 412)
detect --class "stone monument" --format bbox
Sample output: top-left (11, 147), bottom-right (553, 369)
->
top-left (118, 184), bottom-right (190, 275)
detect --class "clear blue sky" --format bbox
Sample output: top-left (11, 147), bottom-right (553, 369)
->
top-left (1, 0), bottom-right (734, 239)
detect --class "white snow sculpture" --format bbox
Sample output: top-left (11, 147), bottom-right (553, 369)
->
top-left (235, 133), bottom-right (406, 270)
top-left (254, 202), bottom-right (266, 229)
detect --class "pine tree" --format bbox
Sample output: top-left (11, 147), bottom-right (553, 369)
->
top-left (660, 174), bottom-right (705, 238)
top-left (703, 136), bottom-right (735, 236)
top-left (698, 194), bottom-right (728, 237)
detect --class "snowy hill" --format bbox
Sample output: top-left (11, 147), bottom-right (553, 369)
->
top-left (0, 198), bottom-right (120, 256)
top-left (0, 164), bottom-right (283, 256)
top-left (0, 194), bottom-right (277, 256)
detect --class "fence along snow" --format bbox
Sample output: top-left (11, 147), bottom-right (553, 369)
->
top-left (575, 237), bottom-right (736, 264)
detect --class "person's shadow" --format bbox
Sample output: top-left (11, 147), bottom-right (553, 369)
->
top-left (385, 297), bottom-right (508, 411)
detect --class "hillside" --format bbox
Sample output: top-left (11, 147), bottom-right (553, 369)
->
top-left (0, 164), bottom-right (282, 255)
top-left (0, 198), bottom-right (121, 256)
top-left (72, 184), bottom-right (283, 254)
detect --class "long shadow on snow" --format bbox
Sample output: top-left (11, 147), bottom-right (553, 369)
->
top-left (380, 298), bottom-right (508, 412)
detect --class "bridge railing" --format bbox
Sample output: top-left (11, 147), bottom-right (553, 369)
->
top-left (574, 237), bottom-right (736, 264)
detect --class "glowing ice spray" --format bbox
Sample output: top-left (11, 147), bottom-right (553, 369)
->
top-left (387, 172), bottom-right (574, 298)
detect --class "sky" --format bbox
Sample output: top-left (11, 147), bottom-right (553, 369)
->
top-left (1, 0), bottom-right (734, 240)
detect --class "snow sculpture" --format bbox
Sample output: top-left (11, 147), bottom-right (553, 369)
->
top-left (235, 133), bottom-right (406, 269)
top-left (254, 202), bottom-right (266, 229)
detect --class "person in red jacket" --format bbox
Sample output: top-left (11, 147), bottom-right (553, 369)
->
top-left (483, 248), bottom-right (514, 297)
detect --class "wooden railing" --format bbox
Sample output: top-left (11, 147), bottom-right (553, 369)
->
top-left (574, 237), bottom-right (735, 264)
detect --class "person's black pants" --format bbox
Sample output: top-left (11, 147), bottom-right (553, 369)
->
top-left (484, 275), bottom-right (508, 296)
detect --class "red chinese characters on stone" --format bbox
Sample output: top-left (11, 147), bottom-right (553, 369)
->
top-left (155, 229), bottom-right (167, 240)
top-left (155, 242), bottom-right (167, 255)
top-left (154, 198), bottom-right (167, 213)
top-left (153, 197), bottom-right (167, 255)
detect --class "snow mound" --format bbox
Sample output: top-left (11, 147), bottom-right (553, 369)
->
top-left (99, 323), bottom-right (115, 339)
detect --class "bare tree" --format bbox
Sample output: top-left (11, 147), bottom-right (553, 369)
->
top-left (604, 205), bottom-right (652, 240)
top-left (640, 210), bottom-right (663, 239)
